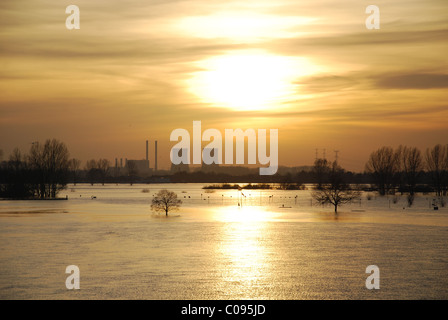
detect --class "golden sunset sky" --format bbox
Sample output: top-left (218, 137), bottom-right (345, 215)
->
top-left (1, 0), bottom-right (447, 171)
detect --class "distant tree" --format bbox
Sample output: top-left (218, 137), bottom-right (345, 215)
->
top-left (425, 144), bottom-right (448, 196)
top-left (0, 148), bottom-right (32, 198)
top-left (0, 140), bottom-right (70, 199)
top-left (97, 158), bottom-right (110, 185)
top-left (68, 158), bottom-right (81, 185)
top-left (278, 172), bottom-right (302, 190)
top-left (127, 161), bottom-right (138, 186)
top-left (365, 146), bottom-right (400, 195)
top-left (312, 161), bottom-right (361, 213)
top-left (312, 158), bottom-right (330, 189)
top-left (85, 159), bottom-right (99, 185)
top-left (28, 139), bottom-right (70, 198)
top-left (151, 189), bottom-right (182, 216)
top-left (9, 148), bottom-right (24, 170)
top-left (398, 146), bottom-right (424, 206)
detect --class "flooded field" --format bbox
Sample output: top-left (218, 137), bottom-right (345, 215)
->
top-left (1, 184), bottom-right (447, 299)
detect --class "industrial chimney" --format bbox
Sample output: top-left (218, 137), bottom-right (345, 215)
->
top-left (146, 140), bottom-right (149, 161)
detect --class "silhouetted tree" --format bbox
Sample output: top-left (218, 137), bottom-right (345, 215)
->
top-left (9, 148), bottom-right (23, 169)
top-left (425, 144), bottom-right (448, 196)
top-left (312, 161), bottom-right (361, 213)
top-left (278, 172), bottom-right (302, 190)
top-left (312, 158), bottom-right (330, 189)
top-left (365, 146), bottom-right (400, 195)
top-left (0, 148), bottom-right (32, 198)
top-left (151, 189), bottom-right (182, 216)
top-left (97, 158), bottom-right (110, 185)
top-left (398, 145), bottom-right (423, 206)
top-left (28, 139), bottom-right (70, 198)
top-left (68, 158), bottom-right (81, 186)
top-left (127, 161), bottom-right (138, 186)
top-left (85, 159), bottom-right (100, 185)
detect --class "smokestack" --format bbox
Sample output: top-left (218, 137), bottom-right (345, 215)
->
top-left (146, 140), bottom-right (149, 161)
top-left (120, 158), bottom-right (123, 168)
top-left (155, 140), bottom-right (158, 171)
top-left (115, 158), bottom-right (118, 168)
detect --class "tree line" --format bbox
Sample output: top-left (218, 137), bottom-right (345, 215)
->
top-left (310, 144), bottom-right (448, 212)
top-left (365, 144), bottom-right (448, 199)
top-left (1, 140), bottom-right (447, 201)
top-left (0, 139), bottom-right (71, 199)
top-left (0, 140), bottom-right (116, 198)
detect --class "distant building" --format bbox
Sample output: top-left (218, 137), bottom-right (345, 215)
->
top-left (126, 159), bottom-right (151, 175)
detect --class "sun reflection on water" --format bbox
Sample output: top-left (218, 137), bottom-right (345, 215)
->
top-left (214, 206), bottom-right (274, 298)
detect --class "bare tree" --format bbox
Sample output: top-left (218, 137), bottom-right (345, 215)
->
top-left (85, 159), bottom-right (99, 185)
top-left (151, 189), bottom-right (182, 216)
top-left (68, 158), bottom-right (81, 186)
top-left (97, 158), bottom-right (110, 185)
top-left (312, 161), bottom-right (361, 213)
top-left (126, 161), bottom-right (138, 186)
top-left (2, 148), bottom-right (31, 198)
top-left (9, 148), bottom-right (24, 171)
top-left (398, 146), bottom-right (424, 206)
top-left (365, 146), bottom-right (400, 196)
top-left (28, 139), bottom-right (70, 198)
top-left (425, 144), bottom-right (448, 196)
top-left (312, 158), bottom-right (330, 190)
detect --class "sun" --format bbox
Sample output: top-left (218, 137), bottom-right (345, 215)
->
top-left (188, 51), bottom-right (318, 111)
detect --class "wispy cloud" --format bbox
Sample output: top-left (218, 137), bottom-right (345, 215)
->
top-left (374, 73), bottom-right (448, 89)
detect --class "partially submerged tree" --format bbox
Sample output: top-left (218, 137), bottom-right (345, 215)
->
top-left (85, 159), bottom-right (100, 185)
top-left (0, 148), bottom-right (32, 198)
top-left (151, 189), bottom-right (182, 216)
top-left (1, 141), bottom-right (70, 199)
top-left (28, 139), bottom-right (70, 198)
top-left (127, 161), bottom-right (138, 186)
top-left (312, 161), bottom-right (361, 213)
top-left (312, 158), bottom-right (330, 190)
top-left (397, 145), bottom-right (424, 206)
top-left (425, 144), bottom-right (448, 196)
top-left (365, 146), bottom-right (400, 195)
top-left (68, 158), bottom-right (81, 186)
top-left (84, 158), bottom-right (111, 185)
top-left (97, 158), bottom-right (110, 185)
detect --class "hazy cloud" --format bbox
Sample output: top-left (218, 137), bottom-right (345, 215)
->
top-left (375, 73), bottom-right (448, 89)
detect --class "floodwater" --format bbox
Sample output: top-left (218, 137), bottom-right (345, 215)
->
top-left (0, 183), bottom-right (447, 300)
